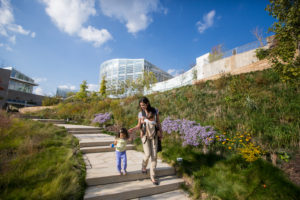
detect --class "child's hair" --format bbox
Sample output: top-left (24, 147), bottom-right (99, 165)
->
top-left (117, 128), bottom-right (129, 139)
top-left (147, 111), bottom-right (155, 120)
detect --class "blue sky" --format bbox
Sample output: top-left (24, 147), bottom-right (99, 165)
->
top-left (0, 0), bottom-right (275, 96)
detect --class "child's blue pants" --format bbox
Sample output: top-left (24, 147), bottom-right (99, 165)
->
top-left (116, 150), bottom-right (127, 172)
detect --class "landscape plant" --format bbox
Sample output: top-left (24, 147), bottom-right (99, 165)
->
top-left (92, 112), bottom-right (112, 126)
top-left (0, 114), bottom-right (86, 200)
top-left (28, 68), bottom-right (300, 199)
top-left (265, 0), bottom-right (300, 84)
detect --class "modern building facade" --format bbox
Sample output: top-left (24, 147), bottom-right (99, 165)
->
top-left (0, 67), bottom-right (44, 109)
top-left (56, 87), bottom-right (78, 98)
top-left (99, 59), bottom-right (172, 95)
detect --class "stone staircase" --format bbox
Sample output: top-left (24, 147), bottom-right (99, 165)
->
top-left (54, 123), bottom-right (189, 200)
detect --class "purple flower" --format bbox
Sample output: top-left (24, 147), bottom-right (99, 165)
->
top-left (93, 112), bottom-right (111, 124)
top-left (162, 117), bottom-right (217, 147)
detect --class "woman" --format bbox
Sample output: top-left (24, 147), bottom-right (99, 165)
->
top-left (128, 97), bottom-right (162, 185)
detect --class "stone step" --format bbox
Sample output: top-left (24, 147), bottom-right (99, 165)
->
top-left (80, 141), bottom-right (115, 148)
top-left (135, 189), bottom-right (190, 200)
top-left (84, 175), bottom-right (184, 200)
top-left (66, 128), bottom-right (102, 131)
top-left (81, 144), bottom-right (135, 153)
top-left (68, 130), bottom-right (103, 134)
top-left (87, 167), bottom-right (176, 186)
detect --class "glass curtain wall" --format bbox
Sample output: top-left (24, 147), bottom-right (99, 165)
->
top-left (99, 59), bottom-right (172, 95)
top-left (8, 80), bottom-right (33, 93)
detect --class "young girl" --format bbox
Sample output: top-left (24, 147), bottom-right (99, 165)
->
top-left (114, 128), bottom-right (130, 175)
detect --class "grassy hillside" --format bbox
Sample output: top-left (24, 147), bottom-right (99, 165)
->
top-left (31, 68), bottom-right (300, 199)
top-left (0, 113), bottom-right (86, 200)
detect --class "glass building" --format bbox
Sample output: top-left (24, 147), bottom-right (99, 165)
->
top-left (4, 67), bottom-right (38, 93)
top-left (56, 87), bottom-right (78, 98)
top-left (99, 59), bottom-right (172, 94)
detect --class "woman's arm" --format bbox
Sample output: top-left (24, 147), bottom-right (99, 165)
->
top-left (128, 118), bottom-right (142, 133)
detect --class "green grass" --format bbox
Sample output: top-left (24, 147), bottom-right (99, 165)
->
top-left (161, 135), bottom-right (300, 200)
top-left (0, 116), bottom-right (86, 200)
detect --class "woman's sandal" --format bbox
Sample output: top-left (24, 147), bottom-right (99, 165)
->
top-left (151, 178), bottom-right (159, 185)
top-left (142, 168), bottom-right (147, 174)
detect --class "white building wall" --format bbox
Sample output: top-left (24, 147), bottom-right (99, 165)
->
top-left (145, 48), bottom-right (259, 95)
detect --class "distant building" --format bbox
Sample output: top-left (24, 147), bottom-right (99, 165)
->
top-left (99, 59), bottom-right (172, 95)
top-left (56, 87), bottom-right (77, 98)
top-left (0, 67), bottom-right (44, 109)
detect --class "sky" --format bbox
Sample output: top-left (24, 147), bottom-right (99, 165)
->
top-left (0, 0), bottom-right (275, 96)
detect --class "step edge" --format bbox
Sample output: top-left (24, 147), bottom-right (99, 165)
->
top-left (84, 178), bottom-right (184, 200)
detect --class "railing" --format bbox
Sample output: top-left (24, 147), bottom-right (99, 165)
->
top-left (222, 38), bottom-right (268, 59)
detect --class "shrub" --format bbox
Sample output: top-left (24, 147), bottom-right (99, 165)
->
top-left (255, 48), bottom-right (270, 60)
top-left (42, 96), bottom-right (61, 106)
top-left (92, 112), bottom-right (111, 125)
top-left (162, 117), bottom-right (218, 147)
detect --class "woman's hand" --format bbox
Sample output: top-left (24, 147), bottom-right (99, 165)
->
top-left (128, 128), bottom-right (134, 133)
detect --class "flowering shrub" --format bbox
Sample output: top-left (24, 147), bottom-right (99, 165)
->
top-left (221, 132), bottom-right (263, 162)
top-left (238, 143), bottom-right (262, 162)
top-left (92, 112), bottom-right (111, 124)
top-left (162, 117), bottom-right (218, 147)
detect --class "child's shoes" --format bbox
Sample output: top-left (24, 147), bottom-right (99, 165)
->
top-left (119, 171), bottom-right (123, 175)
top-left (123, 170), bottom-right (127, 175)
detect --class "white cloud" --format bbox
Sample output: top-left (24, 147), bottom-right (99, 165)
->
top-left (0, 42), bottom-right (12, 51)
top-left (167, 68), bottom-right (184, 77)
top-left (196, 10), bottom-right (216, 34)
top-left (0, 0), bottom-right (13, 26)
top-left (87, 83), bottom-right (98, 92)
top-left (33, 87), bottom-right (44, 95)
top-left (42, 0), bottom-right (96, 35)
top-left (7, 24), bottom-right (30, 35)
top-left (79, 26), bottom-right (112, 47)
top-left (41, 0), bottom-right (112, 47)
top-left (33, 77), bottom-right (47, 83)
top-left (0, 0), bottom-right (34, 42)
top-left (99, 0), bottom-right (164, 34)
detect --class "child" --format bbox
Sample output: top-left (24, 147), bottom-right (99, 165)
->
top-left (114, 128), bottom-right (130, 175)
top-left (140, 110), bottom-right (157, 140)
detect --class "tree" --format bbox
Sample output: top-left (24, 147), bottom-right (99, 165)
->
top-left (42, 96), bottom-right (61, 106)
top-left (132, 71), bottom-right (158, 94)
top-left (99, 76), bottom-right (107, 97)
top-left (76, 80), bottom-right (88, 99)
top-left (208, 44), bottom-right (224, 63)
top-left (252, 26), bottom-right (265, 47)
top-left (265, 0), bottom-right (300, 84)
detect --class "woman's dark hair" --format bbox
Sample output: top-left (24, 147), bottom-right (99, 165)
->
top-left (139, 97), bottom-right (155, 113)
top-left (117, 128), bottom-right (129, 139)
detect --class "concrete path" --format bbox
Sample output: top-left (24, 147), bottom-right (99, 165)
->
top-left (56, 123), bottom-right (189, 200)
